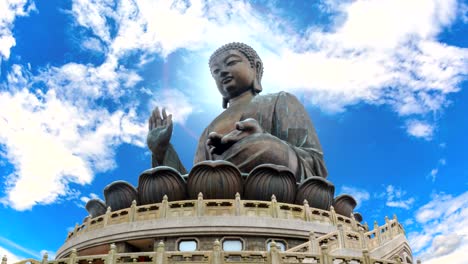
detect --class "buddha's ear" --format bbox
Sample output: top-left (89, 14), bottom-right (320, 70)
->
top-left (222, 97), bottom-right (229, 109)
top-left (253, 60), bottom-right (263, 94)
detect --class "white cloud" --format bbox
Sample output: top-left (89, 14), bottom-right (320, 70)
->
top-left (408, 192), bottom-right (468, 263)
top-left (385, 185), bottom-right (415, 209)
top-left (428, 158), bottom-right (447, 182)
top-left (78, 193), bottom-right (101, 208)
top-left (340, 186), bottom-right (370, 209)
top-left (0, 246), bottom-right (23, 264)
top-left (406, 120), bottom-right (434, 140)
top-left (0, 236), bottom-right (39, 260)
top-left (1, 0), bottom-right (467, 210)
top-left (0, 0), bottom-right (36, 61)
top-left (67, 0), bottom-right (468, 121)
top-left (0, 69), bottom-right (146, 210)
top-left (149, 89), bottom-right (194, 125)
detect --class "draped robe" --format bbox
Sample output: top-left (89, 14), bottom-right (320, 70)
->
top-left (153, 92), bottom-right (327, 181)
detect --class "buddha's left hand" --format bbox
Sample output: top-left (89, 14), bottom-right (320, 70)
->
top-left (221, 118), bottom-right (263, 145)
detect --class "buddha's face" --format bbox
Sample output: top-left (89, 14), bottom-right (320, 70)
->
top-left (210, 49), bottom-right (256, 100)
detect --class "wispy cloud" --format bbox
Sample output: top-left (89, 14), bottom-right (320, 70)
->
top-left (0, 236), bottom-right (40, 259)
top-left (408, 192), bottom-right (468, 263)
top-left (385, 185), bottom-right (415, 209)
top-left (406, 120), bottom-right (435, 140)
top-left (428, 158), bottom-right (447, 182)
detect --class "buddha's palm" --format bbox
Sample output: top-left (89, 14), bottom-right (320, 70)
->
top-left (147, 107), bottom-right (172, 163)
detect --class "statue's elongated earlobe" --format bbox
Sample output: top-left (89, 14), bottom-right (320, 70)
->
top-left (222, 97), bottom-right (229, 109)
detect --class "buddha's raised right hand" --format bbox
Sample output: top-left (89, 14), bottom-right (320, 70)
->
top-left (147, 107), bottom-right (172, 163)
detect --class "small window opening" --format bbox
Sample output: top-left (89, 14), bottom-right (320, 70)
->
top-left (178, 240), bottom-right (197, 251)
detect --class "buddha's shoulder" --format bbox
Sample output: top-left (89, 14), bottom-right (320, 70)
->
top-left (253, 91), bottom-right (299, 103)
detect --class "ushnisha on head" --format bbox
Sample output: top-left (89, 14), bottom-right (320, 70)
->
top-left (209, 42), bottom-right (264, 108)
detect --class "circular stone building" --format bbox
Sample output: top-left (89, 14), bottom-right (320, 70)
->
top-left (43, 161), bottom-right (415, 264)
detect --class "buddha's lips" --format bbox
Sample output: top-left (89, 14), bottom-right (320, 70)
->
top-left (222, 77), bottom-right (233, 84)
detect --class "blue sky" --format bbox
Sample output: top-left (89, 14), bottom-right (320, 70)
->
top-left (0, 0), bottom-right (467, 263)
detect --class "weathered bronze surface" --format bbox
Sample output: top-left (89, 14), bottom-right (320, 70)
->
top-left (333, 194), bottom-right (357, 217)
top-left (353, 212), bottom-right (363, 223)
top-left (187, 160), bottom-right (243, 199)
top-left (244, 164), bottom-right (296, 203)
top-left (295, 176), bottom-right (335, 210)
top-left (85, 198), bottom-right (107, 217)
top-left (104, 181), bottom-right (138, 211)
top-left (147, 43), bottom-right (327, 182)
top-left (138, 166), bottom-right (187, 204)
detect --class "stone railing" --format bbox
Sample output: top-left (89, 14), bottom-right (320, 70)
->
top-left (7, 240), bottom-right (421, 264)
top-left (67, 194), bottom-right (366, 240)
top-left (285, 215), bottom-right (406, 254)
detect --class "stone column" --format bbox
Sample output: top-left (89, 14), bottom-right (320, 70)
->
top-left (69, 249), bottom-right (77, 264)
top-left (154, 241), bottom-right (165, 264)
top-left (197, 193), bottom-right (204, 216)
top-left (104, 207), bottom-right (111, 226)
top-left (107, 244), bottom-right (116, 264)
top-left (161, 195), bottom-right (168, 218)
top-left (42, 252), bottom-right (49, 264)
top-left (2, 255), bottom-right (7, 264)
top-left (129, 200), bottom-right (137, 222)
top-left (269, 241), bottom-right (280, 264)
top-left (303, 200), bottom-right (311, 222)
top-left (309, 231), bottom-right (319, 254)
top-left (234, 192), bottom-right (241, 216)
top-left (271, 195), bottom-right (279, 218)
top-left (320, 245), bottom-right (330, 264)
top-left (212, 240), bottom-right (222, 264)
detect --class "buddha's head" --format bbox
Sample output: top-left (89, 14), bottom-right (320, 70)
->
top-left (209, 42), bottom-right (263, 108)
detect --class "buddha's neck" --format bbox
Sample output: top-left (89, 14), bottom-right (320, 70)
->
top-left (228, 91), bottom-right (254, 107)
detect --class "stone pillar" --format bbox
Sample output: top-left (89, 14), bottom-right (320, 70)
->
top-left (271, 195), bottom-right (279, 218)
top-left (337, 224), bottom-right (345, 249)
top-left (269, 241), bottom-right (280, 264)
top-left (2, 255), bottom-right (7, 264)
top-left (161, 195), bottom-right (168, 218)
top-left (104, 207), bottom-right (111, 226)
top-left (350, 213), bottom-right (358, 231)
top-left (107, 244), bottom-right (116, 264)
top-left (358, 228), bottom-right (367, 249)
top-left (330, 206), bottom-right (337, 225)
top-left (320, 245), bottom-right (330, 264)
top-left (212, 240), bottom-right (222, 264)
top-left (234, 192), bottom-right (241, 216)
top-left (129, 200), bottom-right (137, 222)
top-left (303, 200), bottom-right (311, 222)
top-left (154, 241), bottom-right (165, 264)
top-left (385, 216), bottom-right (393, 238)
top-left (374, 221), bottom-right (381, 245)
top-left (309, 231), bottom-right (319, 254)
top-left (197, 193), bottom-right (204, 217)
top-left (42, 252), bottom-right (49, 264)
top-left (362, 249), bottom-right (371, 264)
top-left (69, 248), bottom-right (77, 264)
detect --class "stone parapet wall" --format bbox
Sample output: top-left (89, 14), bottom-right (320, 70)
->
top-left (10, 240), bottom-right (419, 264)
top-left (68, 194), bottom-right (366, 241)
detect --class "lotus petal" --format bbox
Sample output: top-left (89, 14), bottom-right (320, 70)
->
top-left (187, 160), bottom-right (242, 199)
top-left (244, 164), bottom-right (296, 203)
top-left (104, 181), bottom-right (137, 211)
top-left (295, 176), bottom-right (335, 210)
top-left (138, 166), bottom-right (186, 204)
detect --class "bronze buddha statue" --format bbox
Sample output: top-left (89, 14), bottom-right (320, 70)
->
top-left (147, 42), bottom-right (327, 182)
